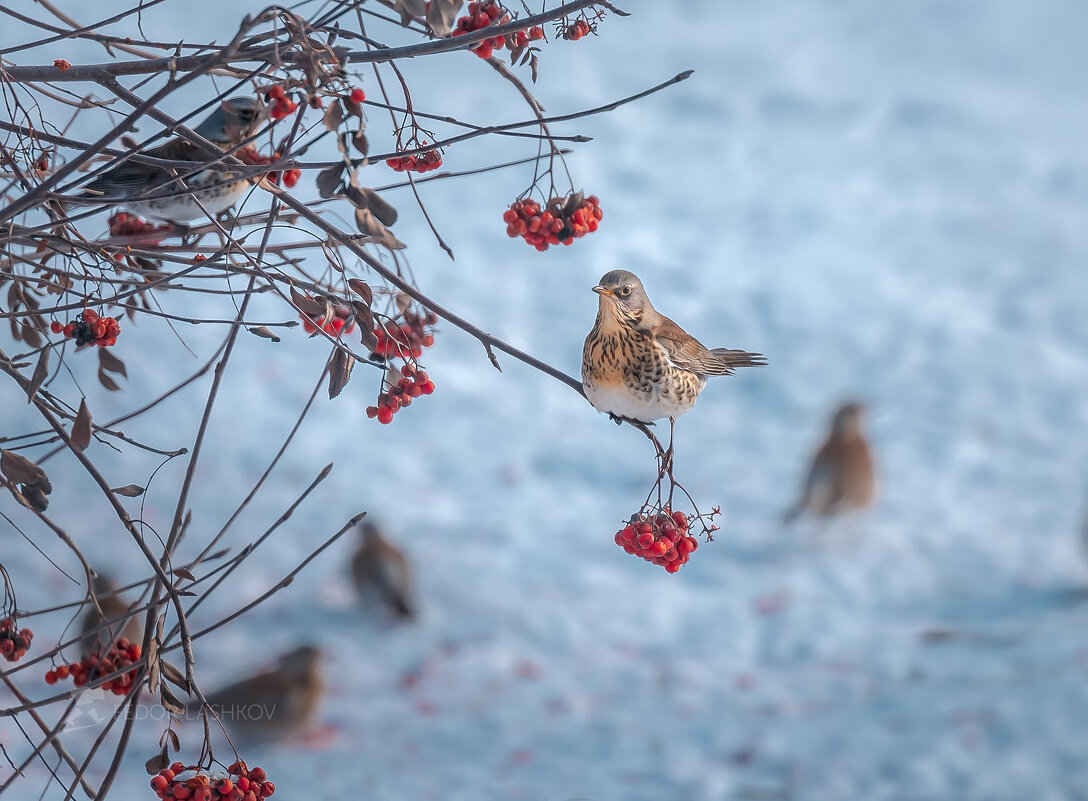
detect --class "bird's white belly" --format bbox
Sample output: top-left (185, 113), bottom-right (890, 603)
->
top-left (582, 383), bottom-right (696, 423)
top-left (128, 178), bottom-right (249, 222)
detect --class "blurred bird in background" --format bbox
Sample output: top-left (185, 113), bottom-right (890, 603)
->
top-left (196, 644), bottom-right (323, 743)
top-left (79, 574), bottom-right (142, 656)
top-left (350, 519), bottom-right (417, 621)
top-left (783, 402), bottom-right (876, 524)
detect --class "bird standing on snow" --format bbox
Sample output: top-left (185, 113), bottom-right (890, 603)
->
top-left (783, 402), bottom-right (876, 524)
top-left (197, 645), bottom-right (323, 742)
top-left (350, 520), bottom-right (417, 620)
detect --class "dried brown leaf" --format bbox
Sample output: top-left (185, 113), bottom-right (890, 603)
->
top-left (98, 348), bottom-right (127, 377)
top-left (159, 659), bottom-right (191, 693)
top-left (71, 399), bottom-right (92, 451)
top-left (21, 321), bottom-right (42, 348)
top-left (173, 568), bottom-right (195, 582)
top-left (354, 208), bottom-right (405, 250)
top-left (347, 279), bottom-right (373, 306)
top-left (352, 129), bottom-right (369, 156)
top-left (395, 0), bottom-right (426, 24)
top-left (345, 185), bottom-right (398, 227)
top-left (248, 326), bottom-right (281, 343)
top-left (323, 100), bottom-right (344, 132)
top-left (291, 285), bottom-right (326, 317)
top-left (158, 682), bottom-right (186, 715)
top-left (145, 751), bottom-right (169, 776)
top-left (328, 347), bottom-right (355, 399)
top-left (98, 368), bottom-right (121, 392)
top-left (166, 729), bottom-right (180, 753)
top-left (111, 484), bottom-right (145, 497)
top-left (316, 166), bottom-right (342, 199)
top-left (27, 349), bottom-right (48, 403)
top-left (426, 0), bottom-right (460, 37)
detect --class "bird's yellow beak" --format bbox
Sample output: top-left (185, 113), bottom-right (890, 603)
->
top-left (592, 285), bottom-right (611, 295)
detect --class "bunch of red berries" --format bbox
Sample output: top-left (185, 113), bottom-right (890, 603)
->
top-left (300, 305), bottom-right (356, 336)
top-left (452, 0), bottom-right (510, 58)
top-left (46, 637), bottom-right (141, 695)
top-left (0, 617), bottom-right (32, 663)
top-left (150, 761), bottom-right (275, 801)
top-left (503, 193), bottom-right (602, 251)
top-left (108, 212), bottom-right (172, 240)
top-left (614, 509), bottom-right (699, 573)
top-left (510, 25), bottom-right (545, 48)
top-left (51, 308), bottom-right (121, 347)
top-left (366, 363), bottom-right (436, 425)
top-left (265, 86), bottom-right (297, 121)
top-left (236, 146), bottom-right (298, 187)
top-left (562, 19), bottom-right (592, 40)
top-left (386, 149), bottom-right (443, 173)
top-left (370, 309), bottom-right (437, 360)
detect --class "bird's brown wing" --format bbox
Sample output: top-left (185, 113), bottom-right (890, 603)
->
top-left (651, 314), bottom-right (767, 376)
top-left (81, 139), bottom-right (201, 198)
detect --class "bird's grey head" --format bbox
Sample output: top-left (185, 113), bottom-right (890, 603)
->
top-left (592, 270), bottom-right (653, 314)
top-left (91, 574), bottom-right (116, 596)
top-left (360, 520), bottom-right (385, 545)
top-left (194, 96), bottom-right (266, 145)
top-left (831, 402), bottom-right (866, 437)
top-left (277, 645), bottom-right (321, 677)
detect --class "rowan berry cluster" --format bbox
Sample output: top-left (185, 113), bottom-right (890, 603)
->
top-left (452, 1), bottom-right (510, 58)
top-left (503, 193), bottom-right (602, 251)
top-left (0, 617), bottom-right (32, 663)
top-left (562, 19), bottom-right (592, 40)
top-left (366, 362), bottom-right (436, 425)
top-left (300, 305), bottom-right (356, 336)
top-left (108, 212), bottom-right (172, 239)
top-left (51, 308), bottom-right (121, 347)
top-left (614, 508), bottom-right (700, 573)
top-left (46, 637), bottom-right (141, 694)
top-left (150, 761), bottom-right (275, 801)
top-left (265, 86), bottom-right (297, 121)
top-left (386, 149), bottom-right (443, 173)
top-left (370, 309), bottom-right (437, 360)
top-left (236, 146), bottom-right (298, 187)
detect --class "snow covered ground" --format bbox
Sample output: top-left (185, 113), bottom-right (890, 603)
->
top-left (3, 1), bottom-right (1088, 799)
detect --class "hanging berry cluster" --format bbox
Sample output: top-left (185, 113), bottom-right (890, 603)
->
top-left (46, 637), bottom-right (141, 694)
top-left (108, 212), bottom-right (172, 240)
top-left (503, 193), bottom-right (602, 251)
top-left (386, 149), bottom-right (443, 173)
top-left (614, 508), bottom-right (701, 574)
top-left (51, 308), bottom-right (121, 347)
top-left (452, 1), bottom-right (510, 58)
top-left (150, 761), bottom-right (275, 801)
top-left (0, 617), bottom-right (32, 663)
top-left (366, 363), bottom-right (436, 425)
top-left (236, 146), bottom-right (299, 187)
top-left (562, 19), bottom-right (592, 40)
top-left (370, 309), bottom-right (437, 361)
top-left (300, 305), bottom-right (356, 336)
top-left (265, 85), bottom-right (297, 121)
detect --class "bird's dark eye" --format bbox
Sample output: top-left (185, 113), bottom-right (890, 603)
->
top-left (618, 285), bottom-right (632, 297)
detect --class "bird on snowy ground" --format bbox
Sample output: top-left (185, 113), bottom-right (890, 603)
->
top-left (350, 520), bottom-right (417, 620)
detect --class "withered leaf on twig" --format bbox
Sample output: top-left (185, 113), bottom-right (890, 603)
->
top-left (426, 0), bottom-right (460, 37)
top-left (290, 285), bottom-right (326, 318)
top-left (98, 348), bottom-right (127, 377)
top-left (345, 185), bottom-right (398, 227)
top-left (97, 368), bottom-right (121, 392)
top-left (347, 279), bottom-right (373, 306)
top-left (71, 399), bottom-right (92, 452)
top-left (394, 0), bottom-right (426, 25)
top-left (322, 100), bottom-right (344, 132)
top-left (316, 166), bottom-right (343, 199)
top-left (145, 751), bottom-right (169, 776)
top-left (159, 659), bottom-right (192, 694)
top-left (248, 326), bottom-right (281, 343)
top-left (352, 129), bottom-right (369, 156)
top-left (328, 346), bottom-right (355, 399)
top-left (27, 349), bottom-right (49, 402)
top-left (172, 567), bottom-right (195, 582)
top-left (354, 208), bottom-right (406, 250)
top-left (1, 449), bottom-right (49, 488)
top-left (158, 682), bottom-right (186, 715)
top-left (111, 484), bottom-right (145, 497)
top-left (165, 729), bottom-right (180, 753)
top-left (21, 321), bottom-right (42, 349)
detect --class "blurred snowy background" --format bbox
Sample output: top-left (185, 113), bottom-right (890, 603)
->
top-left (2, 0), bottom-right (1087, 799)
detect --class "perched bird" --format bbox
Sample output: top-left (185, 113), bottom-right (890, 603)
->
top-left (582, 270), bottom-right (765, 454)
top-left (350, 520), bottom-right (417, 620)
top-left (80, 96), bottom-right (267, 222)
top-left (783, 402), bottom-right (876, 524)
top-left (197, 645), bottom-right (323, 742)
top-left (79, 574), bottom-right (142, 656)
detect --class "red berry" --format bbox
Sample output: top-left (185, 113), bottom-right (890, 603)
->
top-left (283, 168), bottom-right (301, 188)
top-left (261, 781), bottom-right (276, 797)
top-left (50, 321), bottom-right (62, 333)
top-left (235, 777), bottom-right (250, 792)
top-left (215, 779), bottom-right (233, 795)
top-left (173, 785), bottom-right (191, 800)
top-left (151, 775), bottom-right (169, 793)
top-left (56, 664), bottom-right (69, 679)
top-left (636, 532), bottom-right (654, 550)
top-left (350, 88), bottom-right (366, 104)
top-left (45, 670), bottom-right (57, 684)
top-left (377, 406), bottom-right (394, 425)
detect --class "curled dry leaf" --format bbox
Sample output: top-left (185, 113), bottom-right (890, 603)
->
top-left (347, 279), bottom-right (373, 306)
top-left (290, 285), bottom-right (326, 317)
top-left (145, 751), bottom-right (169, 776)
top-left (98, 368), bottom-right (121, 391)
top-left (158, 682), bottom-right (186, 715)
top-left (328, 346), bottom-right (355, 399)
top-left (2, 451), bottom-right (51, 493)
top-left (71, 399), bottom-right (92, 452)
top-left (159, 659), bottom-right (192, 693)
top-left (426, 0), bottom-right (461, 37)
top-left (316, 166), bottom-right (343, 199)
top-left (345, 185), bottom-right (397, 227)
top-left (111, 484), bottom-right (146, 497)
top-left (354, 208), bottom-right (405, 250)
top-left (98, 347), bottom-right (127, 377)
top-left (394, 0), bottom-right (427, 25)
top-left (248, 326), bottom-right (281, 343)
top-left (27, 348), bottom-right (49, 402)
top-left (323, 99), bottom-right (344, 132)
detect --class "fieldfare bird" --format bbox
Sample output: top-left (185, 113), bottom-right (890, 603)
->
top-left (350, 520), bottom-right (417, 620)
top-left (79, 574), bottom-right (142, 656)
top-left (783, 402), bottom-right (876, 523)
top-left (197, 644), bottom-right (323, 742)
top-left (582, 270), bottom-right (765, 462)
top-left (80, 97), bottom-right (267, 222)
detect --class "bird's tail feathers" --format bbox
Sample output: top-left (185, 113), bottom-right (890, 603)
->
top-left (706, 348), bottom-right (767, 374)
